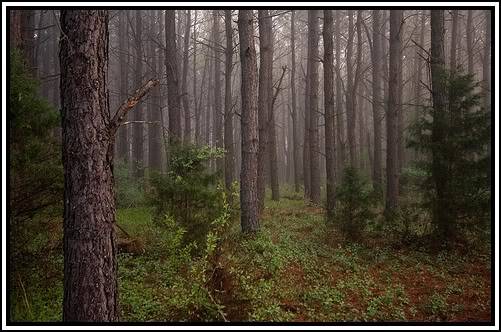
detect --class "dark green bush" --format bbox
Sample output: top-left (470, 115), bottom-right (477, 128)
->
top-left (148, 144), bottom-right (229, 252)
top-left (334, 167), bottom-right (375, 240)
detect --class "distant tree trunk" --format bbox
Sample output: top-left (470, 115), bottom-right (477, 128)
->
top-left (466, 10), bottom-right (474, 76)
top-left (269, 93), bottom-right (280, 201)
top-left (257, 10), bottom-right (273, 212)
top-left (213, 10), bottom-right (224, 173)
top-left (60, 10), bottom-right (118, 322)
top-left (290, 10), bottom-right (301, 193)
top-left (182, 10), bottom-right (192, 143)
top-left (323, 9), bottom-right (336, 220)
top-left (371, 10), bottom-right (383, 192)
top-left (397, 13), bottom-right (405, 173)
top-left (355, 11), bottom-right (364, 171)
top-left (335, 10), bottom-right (346, 174)
top-left (346, 10), bottom-right (358, 168)
top-left (412, 11), bottom-right (426, 162)
top-left (193, 10), bottom-right (199, 144)
top-left (430, 10), bottom-right (450, 239)
top-left (303, 61), bottom-right (311, 200)
top-left (132, 11), bottom-right (144, 178)
top-left (148, 11), bottom-right (162, 172)
top-left (385, 10), bottom-right (402, 215)
top-left (238, 10), bottom-right (259, 233)
top-left (450, 10), bottom-right (459, 72)
top-left (19, 10), bottom-right (36, 74)
top-left (224, 10), bottom-right (235, 190)
top-left (307, 10), bottom-right (321, 205)
top-left (165, 10), bottom-right (182, 145)
top-left (117, 11), bottom-right (129, 163)
top-left (483, 10), bottom-right (491, 112)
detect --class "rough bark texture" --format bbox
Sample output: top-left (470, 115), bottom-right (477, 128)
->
top-left (323, 10), bottom-right (336, 220)
top-left (290, 10), bottom-right (301, 193)
top-left (385, 10), bottom-right (402, 215)
top-left (224, 10), bottom-right (235, 190)
top-left (307, 10), bottom-right (321, 205)
top-left (182, 10), bottom-right (192, 143)
top-left (238, 10), bottom-right (260, 233)
top-left (59, 10), bottom-right (118, 322)
top-left (430, 10), bottom-right (450, 238)
top-left (213, 10), bottom-right (224, 173)
top-left (165, 10), bottom-right (182, 144)
top-left (371, 10), bottom-right (383, 192)
top-left (257, 10), bottom-right (273, 212)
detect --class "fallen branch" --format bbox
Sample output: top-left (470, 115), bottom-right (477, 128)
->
top-left (109, 79), bottom-right (160, 135)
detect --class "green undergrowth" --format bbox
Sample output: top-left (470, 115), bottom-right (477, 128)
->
top-left (10, 189), bottom-right (491, 322)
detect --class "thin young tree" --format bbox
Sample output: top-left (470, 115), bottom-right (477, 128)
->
top-left (238, 10), bottom-right (259, 233)
top-left (323, 9), bottom-right (336, 220)
top-left (224, 10), bottom-right (235, 190)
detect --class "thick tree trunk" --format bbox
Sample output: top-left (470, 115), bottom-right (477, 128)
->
top-left (238, 10), bottom-right (260, 233)
top-left (165, 10), bottom-right (182, 145)
top-left (323, 9), bottom-right (336, 220)
top-left (213, 10), bottom-right (224, 173)
top-left (385, 10), bottom-right (402, 215)
top-left (430, 10), bottom-right (450, 239)
top-left (60, 10), bottom-right (118, 322)
top-left (371, 10), bottom-right (383, 192)
top-left (132, 11), bottom-right (144, 178)
top-left (290, 10), bottom-right (301, 193)
top-left (257, 10), bottom-right (273, 212)
top-left (182, 11), bottom-right (192, 143)
top-left (307, 10), bottom-right (321, 205)
top-left (224, 10), bottom-right (235, 190)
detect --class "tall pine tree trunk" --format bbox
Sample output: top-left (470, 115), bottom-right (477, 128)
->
top-left (60, 10), bottom-right (118, 322)
top-left (224, 10), bottom-right (235, 190)
top-left (385, 10), bottom-right (402, 215)
top-left (182, 11), bottom-right (192, 143)
top-left (323, 10), bottom-right (336, 220)
top-left (307, 10), bottom-right (321, 204)
top-left (238, 10), bottom-right (259, 233)
top-left (132, 11), bottom-right (144, 178)
top-left (165, 10), bottom-right (182, 145)
top-left (371, 10), bottom-right (383, 192)
top-left (290, 10), bottom-right (301, 193)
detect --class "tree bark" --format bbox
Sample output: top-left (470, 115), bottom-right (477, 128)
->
top-left (213, 10), bottom-right (224, 173)
top-left (335, 10), bottom-right (346, 175)
top-left (371, 10), bottom-right (383, 192)
top-left (148, 11), bottom-right (162, 172)
top-left (117, 11), bottom-right (129, 163)
top-left (165, 10), bottom-right (182, 145)
top-left (132, 11), bottom-right (144, 178)
top-left (224, 10), bottom-right (235, 190)
top-left (483, 10), bottom-right (491, 112)
top-left (290, 10), bottom-right (301, 193)
top-left (323, 9), bottom-right (336, 220)
top-left (430, 10), bottom-right (450, 238)
top-left (466, 10), bottom-right (474, 76)
top-left (257, 10), bottom-right (273, 212)
top-left (60, 10), bottom-right (117, 322)
top-left (238, 10), bottom-right (260, 233)
top-left (182, 10), bottom-right (192, 143)
top-left (450, 10), bottom-right (459, 72)
top-left (307, 10), bottom-right (321, 205)
top-left (385, 10), bottom-right (402, 215)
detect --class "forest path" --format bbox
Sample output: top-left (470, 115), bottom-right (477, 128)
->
top-left (216, 192), bottom-right (492, 322)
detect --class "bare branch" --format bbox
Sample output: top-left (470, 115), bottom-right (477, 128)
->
top-left (109, 79), bottom-right (160, 135)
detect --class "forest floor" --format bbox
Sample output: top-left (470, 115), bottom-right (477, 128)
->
top-left (10, 191), bottom-right (492, 323)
